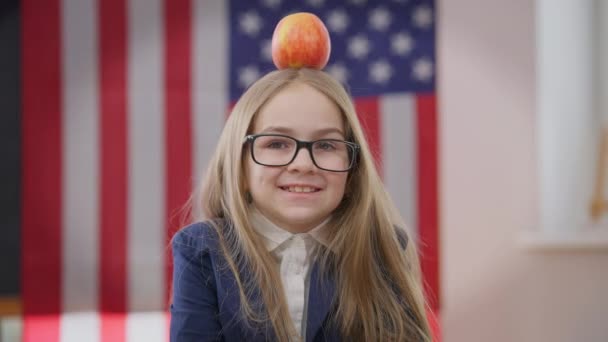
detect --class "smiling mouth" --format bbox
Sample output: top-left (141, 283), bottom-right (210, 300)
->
top-left (279, 186), bottom-right (321, 193)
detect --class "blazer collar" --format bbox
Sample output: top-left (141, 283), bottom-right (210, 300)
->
top-left (215, 219), bottom-right (337, 341)
top-left (217, 259), bottom-right (337, 342)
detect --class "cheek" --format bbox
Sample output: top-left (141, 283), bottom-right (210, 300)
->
top-left (328, 174), bottom-right (348, 197)
top-left (247, 162), bottom-right (281, 189)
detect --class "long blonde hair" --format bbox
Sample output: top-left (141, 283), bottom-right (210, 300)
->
top-left (190, 68), bottom-right (431, 341)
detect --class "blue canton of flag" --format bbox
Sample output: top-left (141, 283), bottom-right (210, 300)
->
top-left (229, 0), bottom-right (435, 100)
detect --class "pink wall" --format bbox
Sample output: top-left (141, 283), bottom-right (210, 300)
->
top-left (439, 0), bottom-right (608, 341)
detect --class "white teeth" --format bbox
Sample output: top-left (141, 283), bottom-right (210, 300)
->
top-left (285, 186), bottom-right (317, 193)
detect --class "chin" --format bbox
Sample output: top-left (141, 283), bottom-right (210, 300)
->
top-left (279, 210), bottom-right (328, 228)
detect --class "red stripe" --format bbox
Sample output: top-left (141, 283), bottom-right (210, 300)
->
top-left (416, 94), bottom-right (440, 310)
top-left (23, 316), bottom-right (61, 342)
top-left (101, 314), bottom-right (127, 342)
top-left (99, 0), bottom-right (128, 340)
top-left (354, 98), bottom-right (383, 175)
top-left (164, 0), bottom-right (193, 310)
top-left (21, 0), bottom-right (62, 339)
top-left (427, 309), bottom-right (442, 342)
top-left (166, 311), bottom-right (171, 341)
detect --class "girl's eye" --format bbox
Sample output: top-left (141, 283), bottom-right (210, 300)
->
top-left (316, 141), bottom-right (336, 151)
top-left (266, 140), bottom-right (290, 149)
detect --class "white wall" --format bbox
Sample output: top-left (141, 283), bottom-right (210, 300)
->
top-left (439, 0), bottom-right (608, 341)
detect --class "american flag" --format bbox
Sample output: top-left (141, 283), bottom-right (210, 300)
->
top-left (19, 0), bottom-right (437, 341)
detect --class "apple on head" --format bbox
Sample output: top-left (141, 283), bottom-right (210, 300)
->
top-left (271, 12), bottom-right (331, 70)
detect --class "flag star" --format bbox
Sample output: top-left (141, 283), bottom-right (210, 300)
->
top-left (347, 34), bottom-right (371, 60)
top-left (327, 9), bottom-right (349, 33)
top-left (369, 60), bottom-right (393, 84)
top-left (306, 0), bottom-right (325, 8)
top-left (238, 65), bottom-right (261, 88)
top-left (369, 7), bottom-right (392, 32)
top-left (326, 63), bottom-right (349, 84)
top-left (262, 0), bottom-right (281, 9)
top-left (239, 11), bottom-right (263, 37)
top-left (260, 39), bottom-right (272, 61)
top-left (412, 58), bottom-right (434, 82)
top-left (412, 5), bottom-right (433, 29)
top-left (391, 32), bottom-right (414, 56)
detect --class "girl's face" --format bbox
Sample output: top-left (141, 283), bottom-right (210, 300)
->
top-left (245, 82), bottom-right (349, 233)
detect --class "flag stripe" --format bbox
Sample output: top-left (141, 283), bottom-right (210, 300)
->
top-left (101, 314), bottom-right (126, 342)
top-left (13, 313), bottom-right (175, 342)
top-left (23, 316), bottom-right (60, 342)
top-left (416, 94), bottom-right (439, 310)
top-left (99, 0), bottom-right (129, 313)
top-left (166, 314), bottom-right (171, 342)
top-left (60, 313), bottom-right (100, 342)
top-left (382, 94), bottom-right (418, 240)
top-left (193, 0), bottom-right (228, 191)
top-left (21, 0), bottom-right (62, 338)
top-left (126, 312), bottom-right (167, 342)
top-left (21, 0), bottom-right (63, 315)
top-left (127, 0), bottom-right (166, 312)
top-left (99, 0), bottom-right (128, 340)
top-left (164, 0), bottom-right (192, 309)
top-left (62, 0), bottom-right (99, 315)
top-left (354, 98), bottom-right (383, 175)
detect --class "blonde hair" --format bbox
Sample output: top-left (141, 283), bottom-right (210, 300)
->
top-left (190, 68), bottom-right (431, 341)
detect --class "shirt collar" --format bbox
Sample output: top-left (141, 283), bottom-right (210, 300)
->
top-left (250, 207), bottom-right (331, 252)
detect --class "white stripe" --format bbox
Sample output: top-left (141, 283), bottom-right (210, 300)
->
top-left (128, 0), bottom-right (166, 311)
top-left (61, 0), bottom-right (99, 314)
top-left (382, 94), bottom-right (418, 241)
top-left (0, 316), bottom-right (22, 342)
top-left (126, 312), bottom-right (167, 342)
top-left (193, 0), bottom-right (228, 191)
top-left (60, 313), bottom-right (100, 342)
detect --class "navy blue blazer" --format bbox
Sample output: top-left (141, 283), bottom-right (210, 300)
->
top-left (170, 221), bottom-right (341, 342)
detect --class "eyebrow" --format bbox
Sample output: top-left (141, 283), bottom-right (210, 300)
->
top-left (259, 126), bottom-right (345, 138)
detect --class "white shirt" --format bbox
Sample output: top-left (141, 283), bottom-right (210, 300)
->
top-left (250, 209), bottom-right (330, 339)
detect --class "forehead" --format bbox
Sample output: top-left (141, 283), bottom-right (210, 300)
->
top-left (252, 82), bottom-right (345, 137)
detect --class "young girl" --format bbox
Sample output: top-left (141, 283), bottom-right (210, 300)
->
top-left (170, 68), bottom-right (432, 341)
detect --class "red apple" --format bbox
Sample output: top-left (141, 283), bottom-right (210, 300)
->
top-left (271, 12), bottom-right (331, 70)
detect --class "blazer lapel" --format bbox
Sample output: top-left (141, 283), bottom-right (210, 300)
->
top-left (305, 261), bottom-right (336, 341)
top-left (215, 254), bottom-right (275, 341)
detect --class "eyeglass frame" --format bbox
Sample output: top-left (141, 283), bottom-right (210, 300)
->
top-left (243, 133), bottom-right (360, 172)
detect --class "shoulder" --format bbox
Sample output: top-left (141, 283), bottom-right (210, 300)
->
top-left (171, 219), bottom-right (229, 252)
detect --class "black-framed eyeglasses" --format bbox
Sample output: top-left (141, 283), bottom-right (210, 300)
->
top-left (244, 134), bottom-right (360, 172)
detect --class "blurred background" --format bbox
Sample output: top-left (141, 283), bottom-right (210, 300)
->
top-left (1, 0), bottom-right (608, 341)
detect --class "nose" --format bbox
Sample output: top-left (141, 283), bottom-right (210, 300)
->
top-left (287, 147), bottom-right (316, 172)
